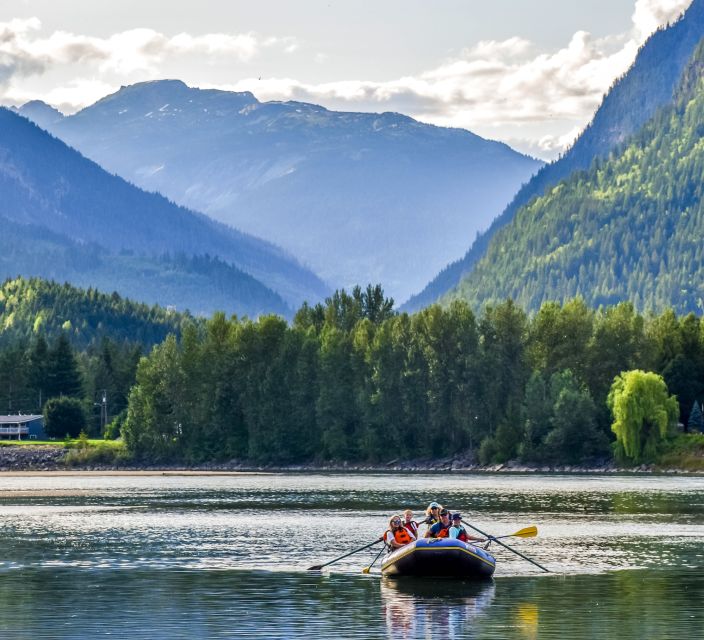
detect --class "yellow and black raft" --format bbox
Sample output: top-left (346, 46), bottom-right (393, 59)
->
top-left (380, 538), bottom-right (496, 579)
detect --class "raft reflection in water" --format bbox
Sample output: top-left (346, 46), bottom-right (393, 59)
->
top-left (380, 577), bottom-right (496, 639)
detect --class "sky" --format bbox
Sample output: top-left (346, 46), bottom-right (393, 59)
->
top-left (0, 0), bottom-right (694, 159)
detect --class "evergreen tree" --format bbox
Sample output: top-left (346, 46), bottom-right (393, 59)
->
top-left (46, 333), bottom-right (83, 399)
top-left (688, 400), bottom-right (704, 433)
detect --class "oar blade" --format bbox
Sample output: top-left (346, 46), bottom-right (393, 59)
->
top-left (307, 564), bottom-right (323, 571)
top-left (513, 526), bottom-right (538, 538)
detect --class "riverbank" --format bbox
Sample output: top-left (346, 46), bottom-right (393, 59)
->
top-left (1, 443), bottom-right (702, 474)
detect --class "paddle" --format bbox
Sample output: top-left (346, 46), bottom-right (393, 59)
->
top-left (462, 520), bottom-right (549, 573)
top-left (362, 544), bottom-right (388, 574)
top-left (362, 545), bottom-right (386, 573)
top-left (307, 539), bottom-right (383, 571)
top-left (493, 525), bottom-right (538, 540)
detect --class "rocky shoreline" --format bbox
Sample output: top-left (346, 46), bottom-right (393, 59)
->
top-left (0, 445), bottom-right (700, 474)
top-left (0, 446), bottom-right (67, 471)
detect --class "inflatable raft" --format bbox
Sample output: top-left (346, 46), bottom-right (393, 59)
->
top-left (380, 538), bottom-right (496, 579)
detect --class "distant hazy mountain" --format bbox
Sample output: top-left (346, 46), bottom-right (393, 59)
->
top-left (443, 36), bottom-right (704, 314)
top-left (405, 0), bottom-right (704, 311)
top-left (0, 108), bottom-right (328, 315)
top-left (22, 81), bottom-right (542, 303)
top-left (10, 100), bottom-right (64, 130)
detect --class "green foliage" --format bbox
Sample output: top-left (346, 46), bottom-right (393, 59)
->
top-left (608, 370), bottom-right (679, 463)
top-left (43, 396), bottom-right (87, 439)
top-left (62, 439), bottom-right (130, 467)
top-left (657, 433), bottom-right (704, 471)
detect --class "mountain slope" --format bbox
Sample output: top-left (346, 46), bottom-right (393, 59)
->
top-left (405, 0), bottom-right (704, 311)
top-left (0, 215), bottom-right (291, 318)
top-left (24, 81), bottom-right (542, 303)
top-left (0, 108), bottom-right (328, 311)
top-left (443, 38), bottom-right (704, 314)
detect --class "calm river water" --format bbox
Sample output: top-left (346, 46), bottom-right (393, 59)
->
top-left (0, 472), bottom-right (702, 639)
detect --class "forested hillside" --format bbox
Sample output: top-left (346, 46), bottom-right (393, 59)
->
top-left (445, 37), bottom-right (704, 315)
top-left (405, 0), bottom-right (704, 311)
top-left (0, 277), bottom-right (188, 348)
top-left (0, 217), bottom-right (291, 318)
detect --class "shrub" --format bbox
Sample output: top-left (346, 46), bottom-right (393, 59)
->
top-left (43, 396), bottom-right (87, 439)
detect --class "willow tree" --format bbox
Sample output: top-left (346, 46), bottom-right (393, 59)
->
top-left (607, 370), bottom-right (678, 463)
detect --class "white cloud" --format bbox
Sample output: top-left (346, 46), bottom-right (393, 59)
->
top-left (221, 0), bottom-right (693, 158)
top-left (0, 1), bottom-right (695, 157)
top-left (632, 0), bottom-right (691, 40)
top-left (0, 18), bottom-right (296, 81)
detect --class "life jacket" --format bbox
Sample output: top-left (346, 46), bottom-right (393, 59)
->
top-left (455, 528), bottom-right (469, 543)
top-left (430, 522), bottom-right (450, 538)
top-left (403, 520), bottom-right (419, 538)
top-left (387, 526), bottom-right (414, 546)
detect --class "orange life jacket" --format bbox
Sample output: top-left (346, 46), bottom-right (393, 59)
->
top-left (387, 526), bottom-right (413, 546)
top-left (436, 526), bottom-right (450, 539)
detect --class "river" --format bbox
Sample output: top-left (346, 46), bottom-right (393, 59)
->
top-left (0, 472), bottom-right (702, 638)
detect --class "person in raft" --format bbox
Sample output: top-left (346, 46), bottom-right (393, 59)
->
top-left (422, 501), bottom-right (442, 527)
top-left (424, 508), bottom-right (452, 538)
top-left (385, 515), bottom-right (416, 549)
top-left (402, 509), bottom-right (419, 539)
top-left (448, 513), bottom-right (485, 543)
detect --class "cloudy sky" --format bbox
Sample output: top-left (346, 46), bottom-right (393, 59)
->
top-left (0, 0), bottom-right (694, 158)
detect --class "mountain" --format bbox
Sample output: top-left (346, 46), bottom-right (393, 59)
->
top-left (405, 0), bottom-right (704, 311)
top-left (0, 215), bottom-right (291, 318)
top-left (442, 37), bottom-right (704, 314)
top-left (11, 100), bottom-right (64, 130)
top-left (21, 81), bottom-right (542, 303)
top-left (0, 276), bottom-right (189, 348)
top-left (0, 108), bottom-right (328, 314)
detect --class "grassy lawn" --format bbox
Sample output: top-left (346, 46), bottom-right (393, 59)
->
top-left (0, 438), bottom-right (122, 448)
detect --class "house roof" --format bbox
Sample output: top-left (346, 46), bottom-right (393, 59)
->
top-left (0, 415), bottom-right (43, 424)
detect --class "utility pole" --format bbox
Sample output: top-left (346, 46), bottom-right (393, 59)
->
top-left (94, 389), bottom-right (108, 436)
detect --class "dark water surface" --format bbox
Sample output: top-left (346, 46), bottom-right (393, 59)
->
top-left (0, 473), bottom-right (702, 638)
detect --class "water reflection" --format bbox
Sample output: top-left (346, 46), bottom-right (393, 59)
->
top-left (381, 578), bottom-right (496, 639)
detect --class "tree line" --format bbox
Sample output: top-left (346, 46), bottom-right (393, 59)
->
top-left (122, 287), bottom-right (704, 465)
top-left (0, 332), bottom-right (142, 437)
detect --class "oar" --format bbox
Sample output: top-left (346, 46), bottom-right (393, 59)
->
top-left (362, 544), bottom-right (387, 574)
top-left (493, 525), bottom-right (538, 540)
top-left (462, 520), bottom-right (549, 573)
top-left (307, 539), bottom-right (382, 571)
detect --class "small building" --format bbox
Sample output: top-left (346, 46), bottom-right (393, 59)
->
top-left (0, 415), bottom-right (46, 440)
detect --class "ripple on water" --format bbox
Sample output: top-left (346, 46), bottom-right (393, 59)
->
top-left (0, 473), bottom-right (702, 638)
